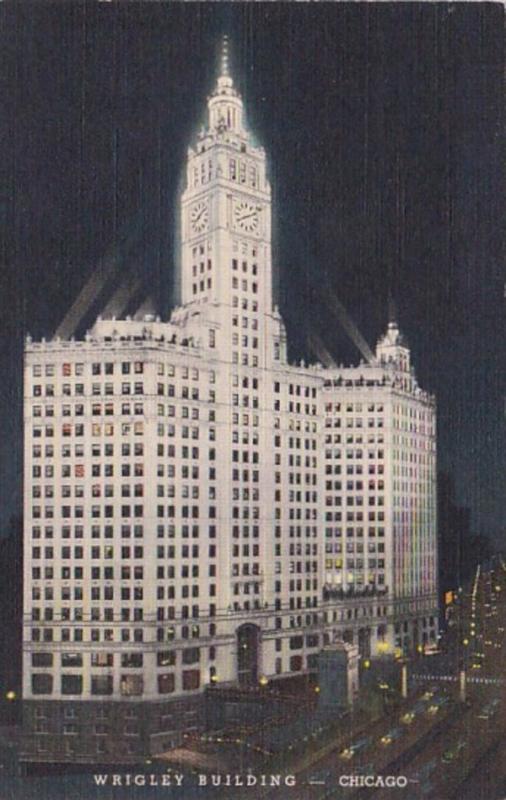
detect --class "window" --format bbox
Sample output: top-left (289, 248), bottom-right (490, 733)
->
top-left (182, 670), bottom-right (200, 691)
top-left (289, 655), bottom-right (303, 671)
top-left (158, 674), bottom-right (175, 694)
top-left (91, 653), bottom-right (113, 667)
top-left (182, 647), bottom-right (200, 665)
top-left (32, 674), bottom-right (53, 694)
top-left (91, 676), bottom-right (113, 696)
top-left (61, 675), bottom-right (83, 695)
top-left (157, 651), bottom-right (176, 667)
top-left (63, 724), bottom-right (78, 735)
top-left (32, 653), bottom-right (53, 667)
top-left (121, 653), bottom-right (143, 668)
top-left (61, 653), bottom-right (83, 668)
top-left (120, 675), bottom-right (143, 696)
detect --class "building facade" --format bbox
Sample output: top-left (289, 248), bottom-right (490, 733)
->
top-left (321, 322), bottom-right (438, 657)
top-left (21, 45), bottom-right (438, 764)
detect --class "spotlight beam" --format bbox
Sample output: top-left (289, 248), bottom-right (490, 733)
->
top-left (54, 263), bottom-right (115, 339)
top-left (100, 278), bottom-right (144, 320)
top-left (306, 332), bottom-right (338, 369)
top-left (317, 285), bottom-right (375, 364)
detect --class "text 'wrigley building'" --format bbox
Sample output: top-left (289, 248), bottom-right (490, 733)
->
top-left (22, 41), bottom-right (438, 763)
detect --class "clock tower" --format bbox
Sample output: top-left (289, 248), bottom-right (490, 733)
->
top-left (179, 38), bottom-right (274, 332)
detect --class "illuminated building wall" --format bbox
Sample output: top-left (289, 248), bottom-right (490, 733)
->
top-left (21, 43), bottom-right (438, 763)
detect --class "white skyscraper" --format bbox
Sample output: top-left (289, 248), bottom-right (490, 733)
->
top-left (321, 316), bottom-right (437, 657)
top-left (21, 40), bottom-right (438, 764)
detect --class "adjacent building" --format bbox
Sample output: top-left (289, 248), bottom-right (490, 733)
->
top-left (21, 42), bottom-right (438, 764)
top-left (321, 321), bottom-right (437, 657)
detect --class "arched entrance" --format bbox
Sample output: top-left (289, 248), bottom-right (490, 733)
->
top-left (236, 624), bottom-right (261, 686)
top-left (358, 627), bottom-right (371, 657)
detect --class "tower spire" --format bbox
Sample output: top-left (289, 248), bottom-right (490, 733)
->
top-left (208, 35), bottom-right (243, 133)
top-left (220, 34), bottom-right (230, 78)
top-left (388, 292), bottom-right (398, 326)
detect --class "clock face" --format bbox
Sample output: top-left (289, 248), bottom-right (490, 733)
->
top-left (233, 200), bottom-right (261, 234)
top-left (190, 200), bottom-right (209, 235)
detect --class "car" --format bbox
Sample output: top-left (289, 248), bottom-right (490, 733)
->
top-left (478, 699), bottom-right (500, 720)
top-left (339, 737), bottom-right (371, 760)
top-left (427, 696), bottom-right (450, 714)
top-left (441, 739), bottom-right (467, 763)
top-left (380, 727), bottom-right (403, 746)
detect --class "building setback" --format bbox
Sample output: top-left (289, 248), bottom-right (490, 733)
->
top-left (21, 44), bottom-right (438, 764)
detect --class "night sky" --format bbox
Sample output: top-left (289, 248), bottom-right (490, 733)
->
top-left (1, 4), bottom-right (504, 544)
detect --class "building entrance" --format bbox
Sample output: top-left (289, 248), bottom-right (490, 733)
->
top-left (236, 624), bottom-right (261, 686)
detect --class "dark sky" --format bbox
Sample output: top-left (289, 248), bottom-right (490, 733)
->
top-left (1, 3), bottom-right (504, 543)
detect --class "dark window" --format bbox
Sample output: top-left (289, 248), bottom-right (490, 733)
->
top-left (32, 673), bottom-right (53, 694)
top-left (32, 653), bottom-right (53, 667)
top-left (61, 674), bottom-right (83, 695)
top-left (91, 676), bottom-right (113, 695)
top-left (158, 674), bottom-right (175, 694)
top-left (307, 653), bottom-right (319, 669)
top-left (289, 655), bottom-right (303, 671)
top-left (182, 670), bottom-right (200, 691)
top-left (182, 647), bottom-right (200, 665)
top-left (121, 653), bottom-right (143, 668)
top-left (61, 653), bottom-right (83, 668)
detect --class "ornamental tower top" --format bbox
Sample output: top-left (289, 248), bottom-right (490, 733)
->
top-left (179, 36), bottom-right (273, 318)
top-left (375, 319), bottom-right (411, 373)
top-left (207, 36), bottom-right (245, 136)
